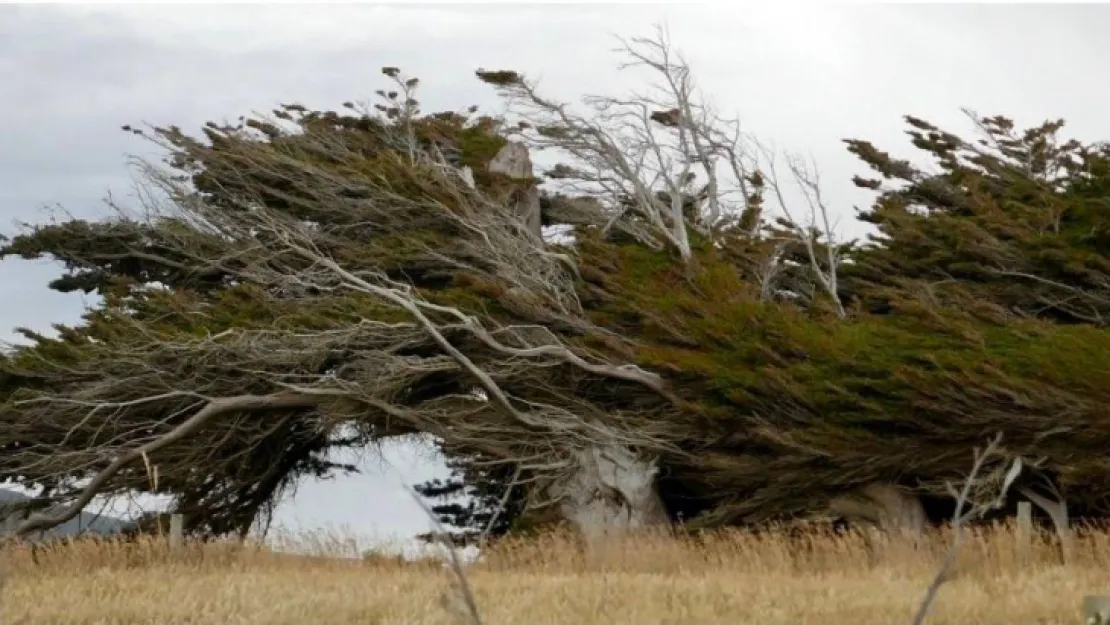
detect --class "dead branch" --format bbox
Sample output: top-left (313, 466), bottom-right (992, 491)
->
top-left (753, 140), bottom-right (846, 318)
top-left (478, 24), bottom-right (763, 262)
top-left (9, 393), bottom-right (317, 538)
top-left (409, 486), bottom-right (484, 625)
top-left (910, 432), bottom-right (1022, 625)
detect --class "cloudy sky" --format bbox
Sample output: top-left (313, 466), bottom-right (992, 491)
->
top-left (2, 2), bottom-right (1109, 551)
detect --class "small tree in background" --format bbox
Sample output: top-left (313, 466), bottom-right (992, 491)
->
top-left (413, 447), bottom-right (526, 545)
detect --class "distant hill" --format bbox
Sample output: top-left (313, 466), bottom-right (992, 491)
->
top-left (0, 488), bottom-right (130, 540)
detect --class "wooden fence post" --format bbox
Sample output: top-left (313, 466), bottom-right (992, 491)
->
top-left (168, 513), bottom-right (184, 553)
top-left (1016, 500), bottom-right (1033, 558)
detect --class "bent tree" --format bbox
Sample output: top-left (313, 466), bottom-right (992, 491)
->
top-left (0, 32), bottom-right (737, 541)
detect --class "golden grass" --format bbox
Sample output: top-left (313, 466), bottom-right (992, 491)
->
top-left (0, 522), bottom-right (1105, 624)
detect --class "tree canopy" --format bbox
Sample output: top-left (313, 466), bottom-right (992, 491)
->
top-left (3, 30), bottom-right (1110, 542)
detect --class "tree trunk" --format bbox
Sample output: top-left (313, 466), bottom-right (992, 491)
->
top-left (1018, 485), bottom-right (1073, 564)
top-left (486, 143), bottom-right (663, 542)
top-left (488, 141), bottom-right (542, 241)
top-left (554, 442), bottom-right (669, 546)
top-left (828, 482), bottom-right (926, 540)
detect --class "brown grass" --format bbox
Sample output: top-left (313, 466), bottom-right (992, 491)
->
top-left (0, 522), bottom-right (1103, 624)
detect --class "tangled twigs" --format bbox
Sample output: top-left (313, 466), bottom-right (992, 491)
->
top-left (9, 393), bottom-right (317, 538)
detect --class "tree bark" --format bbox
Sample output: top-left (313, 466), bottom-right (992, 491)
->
top-left (828, 482), bottom-right (926, 540)
top-left (486, 143), bottom-right (667, 543)
top-left (554, 442), bottom-right (669, 546)
top-left (488, 141), bottom-right (542, 240)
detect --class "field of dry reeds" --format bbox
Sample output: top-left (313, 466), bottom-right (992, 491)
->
top-left (0, 522), bottom-right (1105, 625)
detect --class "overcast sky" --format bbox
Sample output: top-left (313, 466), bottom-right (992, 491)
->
top-left (3, 3), bottom-right (1110, 553)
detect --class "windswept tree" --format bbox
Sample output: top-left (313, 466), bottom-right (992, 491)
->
top-left (415, 94), bottom-right (1110, 538)
top-left (0, 45), bottom-right (701, 542)
top-left (837, 110), bottom-right (1110, 538)
top-left (7, 28), bottom-right (1110, 548)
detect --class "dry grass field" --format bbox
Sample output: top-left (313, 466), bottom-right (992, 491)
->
top-left (0, 522), bottom-right (1105, 625)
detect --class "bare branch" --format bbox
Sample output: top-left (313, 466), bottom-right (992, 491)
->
top-left (409, 487), bottom-right (484, 625)
top-left (9, 393), bottom-right (316, 538)
top-left (911, 433), bottom-right (1020, 625)
top-left (754, 140), bottom-right (846, 317)
top-left (478, 24), bottom-right (764, 261)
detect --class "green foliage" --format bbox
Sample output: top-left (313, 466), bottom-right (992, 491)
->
top-left (564, 113), bottom-right (1110, 525)
top-left (843, 112), bottom-right (1110, 326)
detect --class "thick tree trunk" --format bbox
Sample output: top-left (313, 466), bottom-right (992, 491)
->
top-left (488, 141), bottom-right (542, 240)
top-left (828, 482), bottom-right (926, 540)
top-left (485, 143), bottom-right (664, 542)
top-left (554, 443), bottom-right (669, 545)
